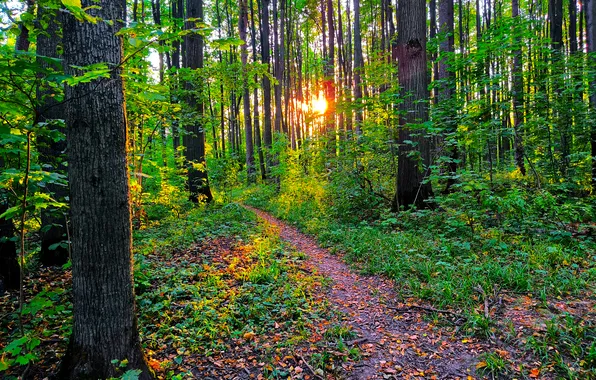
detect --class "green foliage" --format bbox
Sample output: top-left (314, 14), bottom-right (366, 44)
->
top-left (526, 314), bottom-right (596, 378)
top-left (0, 288), bottom-right (70, 373)
top-left (237, 161), bottom-right (596, 377)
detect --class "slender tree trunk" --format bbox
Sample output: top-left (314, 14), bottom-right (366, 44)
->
top-left (183, 0), bottom-right (213, 202)
top-left (240, 0), bottom-right (256, 181)
top-left (512, 0), bottom-right (526, 175)
top-left (353, 0), bottom-right (364, 135)
top-left (260, 0), bottom-right (273, 169)
top-left (251, 0), bottom-right (267, 179)
top-left (587, 0), bottom-right (596, 190)
top-left (15, 0), bottom-right (34, 52)
top-left (430, 0), bottom-right (438, 103)
top-left (171, 0), bottom-right (183, 156)
top-left (59, 1), bottom-right (153, 377)
top-left (439, 0), bottom-right (458, 192)
top-left (273, 0), bottom-right (284, 134)
top-left (394, 0), bottom-right (433, 210)
top-left (324, 0), bottom-right (336, 151)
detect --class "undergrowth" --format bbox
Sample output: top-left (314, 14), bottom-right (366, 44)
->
top-left (235, 161), bottom-right (596, 377)
top-left (2, 200), bottom-right (351, 378)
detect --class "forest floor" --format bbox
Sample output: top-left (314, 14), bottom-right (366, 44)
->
top-left (1, 203), bottom-right (594, 379)
top-left (244, 205), bottom-right (488, 379)
top-left (241, 205), bottom-right (595, 380)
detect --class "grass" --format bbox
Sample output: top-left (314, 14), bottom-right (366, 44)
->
top-left (1, 200), bottom-right (353, 378)
top-left (234, 172), bottom-right (596, 377)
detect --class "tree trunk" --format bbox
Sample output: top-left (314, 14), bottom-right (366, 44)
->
top-left (251, 0), bottom-right (267, 180)
top-left (260, 0), bottom-right (273, 168)
top-left (324, 0), bottom-right (336, 149)
top-left (240, 0), bottom-right (256, 182)
top-left (171, 0), bottom-right (183, 156)
top-left (37, 5), bottom-right (69, 266)
top-left (0, 191), bottom-right (19, 293)
top-left (438, 0), bottom-right (458, 192)
top-left (183, 0), bottom-right (213, 202)
top-left (15, 0), bottom-right (34, 52)
top-left (587, 0), bottom-right (596, 190)
top-left (59, 1), bottom-right (153, 378)
top-left (512, 0), bottom-right (526, 175)
top-left (273, 0), bottom-right (284, 134)
top-left (394, 0), bottom-right (433, 210)
top-left (353, 0), bottom-right (364, 134)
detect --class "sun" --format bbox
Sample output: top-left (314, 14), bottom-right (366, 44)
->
top-left (311, 94), bottom-right (328, 115)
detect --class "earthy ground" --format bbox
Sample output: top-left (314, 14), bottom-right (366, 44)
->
top-left (245, 205), bottom-right (493, 379)
top-left (2, 206), bottom-right (593, 379)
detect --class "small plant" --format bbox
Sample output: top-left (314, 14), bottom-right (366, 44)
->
top-left (476, 351), bottom-right (510, 378)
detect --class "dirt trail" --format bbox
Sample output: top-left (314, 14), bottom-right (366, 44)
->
top-left (245, 205), bottom-right (489, 379)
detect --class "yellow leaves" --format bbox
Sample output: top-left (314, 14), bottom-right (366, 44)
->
top-left (243, 331), bottom-right (256, 340)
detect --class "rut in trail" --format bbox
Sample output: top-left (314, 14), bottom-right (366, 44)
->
top-left (244, 205), bottom-right (489, 380)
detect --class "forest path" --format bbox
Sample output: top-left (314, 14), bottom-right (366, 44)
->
top-left (244, 205), bottom-right (489, 380)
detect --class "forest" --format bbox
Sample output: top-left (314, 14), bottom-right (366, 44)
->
top-left (0, 0), bottom-right (595, 378)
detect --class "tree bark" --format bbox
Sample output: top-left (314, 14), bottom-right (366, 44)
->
top-left (251, 0), bottom-right (267, 180)
top-left (240, 0), bottom-right (256, 182)
top-left (37, 5), bottom-right (69, 266)
top-left (59, 1), bottom-right (153, 378)
top-left (353, 0), bottom-right (364, 135)
top-left (183, 0), bottom-right (213, 202)
top-left (394, 0), bottom-right (433, 210)
top-left (0, 191), bottom-right (19, 293)
top-left (511, 0), bottom-right (526, 175)
top-left (587, 0), bottom-right (596, 190)
top-left (438, 0), bottom-right (458, 192)
top-left (273, 0), bottom-right (284, 134)
top-left (260, 0), bottom-right (273, 168)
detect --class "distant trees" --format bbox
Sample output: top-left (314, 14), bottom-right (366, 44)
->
top-left (58, 1), bottom-right (152, 377)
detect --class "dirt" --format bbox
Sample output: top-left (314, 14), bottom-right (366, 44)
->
top-left (244, 205), bottom-right (495, 380)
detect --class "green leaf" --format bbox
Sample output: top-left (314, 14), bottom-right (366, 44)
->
top-left (0, 205), bottom-right (21, 221)
top-left (48, 242), bottom-right (64, 251)
top-left (61, 0), bottom-right (82, 7)
top-left (3, 336), bottom-right (27, 356)
top-left (121, 369), bottom-right (142, 380)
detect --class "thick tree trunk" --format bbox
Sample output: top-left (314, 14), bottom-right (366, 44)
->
top-left (394, 0), bottom-right (433, 210)
top-left (183, 0), bottom-right (213, 202)
top-left (37, 6), bottom-right (69, 266)
top-left (59, 1), bottom-right (152, 378)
